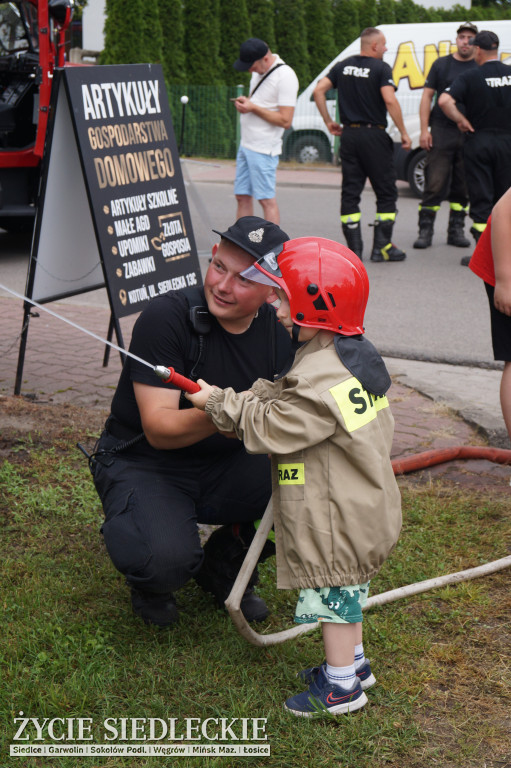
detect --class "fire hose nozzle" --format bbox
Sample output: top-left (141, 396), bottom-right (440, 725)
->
top-left (154, 365), bottom-right (201, 394)
top-left (154, 365), bottom-right (172, 381)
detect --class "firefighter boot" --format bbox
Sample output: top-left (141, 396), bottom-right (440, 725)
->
top-left (413, 208), bottom-right (435, 249)
top-left (130, 588), bottom-right (179, 627)
top-left (447, 209), bottom-right (470, 247)
top-left (195, 522), bottom-right (274, 623)
top-left (342, 221), bottom-right (364, 260)
top-left (461, 226), bottom-right (482, 267)
top-left (370, 219), bottom-right (406, 262)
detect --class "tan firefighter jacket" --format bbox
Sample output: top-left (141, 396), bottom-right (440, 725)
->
top-left (205, 331), bottom-right (402, 590)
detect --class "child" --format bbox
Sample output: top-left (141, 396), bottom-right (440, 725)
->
top-left (469, 187), bottom-right (511, 442)
top-left (186, 237), bottom-right (402, 717)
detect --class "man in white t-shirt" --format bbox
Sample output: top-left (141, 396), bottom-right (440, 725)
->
top-left (233, 38), bottom-right (299, 224)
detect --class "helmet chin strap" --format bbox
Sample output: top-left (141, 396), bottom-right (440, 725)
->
top-left (276, 323), bottom-right (304, 379)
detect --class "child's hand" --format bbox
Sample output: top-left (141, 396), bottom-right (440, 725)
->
top-left (185, 379), bottom-right (217, 410)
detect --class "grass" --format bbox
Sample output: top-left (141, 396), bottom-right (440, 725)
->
top-left (1, 435), bottom-right (511, 768)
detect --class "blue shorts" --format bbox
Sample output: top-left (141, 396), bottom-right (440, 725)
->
top-left (234, 145), bottom-right (279, 201)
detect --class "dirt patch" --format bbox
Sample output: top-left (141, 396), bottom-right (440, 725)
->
top-left (0, 394), bottom-right (107, 462)
top-left (2, 393), bottom-right (511, 497)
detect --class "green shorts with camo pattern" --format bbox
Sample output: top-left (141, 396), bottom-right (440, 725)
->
top-left (294, 583), bottom-right (370, 624)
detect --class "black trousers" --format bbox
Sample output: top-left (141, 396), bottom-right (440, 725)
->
top-left (92, 432), bottom-right (272, 594)
top-left (421, 123), bottom-right (468, 209)
top-left (484, 282), bottom-right (511, 362)
top-left (340, 126), bottom-right (398, 215)
top-left (463, 131), bottom-right (511, 224)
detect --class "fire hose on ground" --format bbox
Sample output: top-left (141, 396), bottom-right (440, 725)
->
top-left (1, 280), bottom-right (508, 648)
top-left (151, 367), bottom-right (511, 646)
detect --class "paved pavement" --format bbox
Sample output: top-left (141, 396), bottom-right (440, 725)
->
top-left (1, 160), bottom-right (510, 487)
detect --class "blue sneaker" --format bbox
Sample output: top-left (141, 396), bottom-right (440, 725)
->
top-left (285, 665), bottom-right (368, 717)
top-left (297, 660), bottom-right (376, 690)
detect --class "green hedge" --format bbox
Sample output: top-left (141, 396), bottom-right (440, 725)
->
top-left (102, 0), bottom-right (511, 159)
top-left (168, 85), bottom-right (242, 159)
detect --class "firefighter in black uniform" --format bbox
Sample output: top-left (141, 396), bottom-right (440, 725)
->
top-left (439, 30), bottom-right (511, 265)
top-left (314, 27), bottom-right (411, 262)
top-left (413, 22), bottom-right (478, 250)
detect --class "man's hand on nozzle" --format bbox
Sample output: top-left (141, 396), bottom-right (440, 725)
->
top-left (185, 378), bottom-right (217, 410)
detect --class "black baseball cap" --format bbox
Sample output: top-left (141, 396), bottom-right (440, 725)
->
top-left (457, 21), bottom-right (478, 36)
top-left (212, 216), bottom-right (289, 259)
top-left (470, 30), bottom-right (499, 50)
top-left (234, 38), bottom-right (269, 71)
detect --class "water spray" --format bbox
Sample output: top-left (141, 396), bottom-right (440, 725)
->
top-left (0, 282), bottom-right (198, 392)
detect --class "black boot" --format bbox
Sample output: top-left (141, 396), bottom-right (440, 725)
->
top-left (130, 588), bottom-right (179, 627)
top-left (447, 209), bottom-right (470, 247)
top-left (461, 226), bottom-right (482, 267)
top-left (195, 523), bottom-right (274, 623)
top-left (413, 208), bottom-right (435, 249)
top-left (342, 221), bottom-right (363, 260)
top-left (370, 219), bottom-right (406, 262)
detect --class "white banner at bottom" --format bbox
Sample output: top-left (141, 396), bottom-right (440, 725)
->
top-left (10, 744), bottom-right (270, 757)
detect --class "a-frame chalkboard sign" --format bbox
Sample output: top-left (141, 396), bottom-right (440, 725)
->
top-left (15, 63), bottom-right (202, 394)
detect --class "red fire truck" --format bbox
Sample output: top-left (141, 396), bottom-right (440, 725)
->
top-left (0, 0), bottom-right (73, 231)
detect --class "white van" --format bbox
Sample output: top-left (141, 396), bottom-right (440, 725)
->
top-left (283, 20), bottom-right (511, 195)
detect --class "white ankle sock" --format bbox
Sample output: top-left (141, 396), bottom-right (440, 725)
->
top-left (354, 642), bottom-right (366, 670)
top-left (325, 663), bottom-right (356, 689)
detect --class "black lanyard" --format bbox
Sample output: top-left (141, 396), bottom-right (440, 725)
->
top-left (249, 62), bottom-right (285, 98)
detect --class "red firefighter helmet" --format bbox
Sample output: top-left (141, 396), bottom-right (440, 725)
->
top-left (241, 237), bottom-right (369, 336)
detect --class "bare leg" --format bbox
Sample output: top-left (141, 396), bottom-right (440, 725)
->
top-left (500, 361), bottom-right (511, 440)
top-left (259, 197), bottom-right (280, 225)
top-left (236, 194), bottom-right (254, 219)
top-left (322, 621), bottom-right (361, 667)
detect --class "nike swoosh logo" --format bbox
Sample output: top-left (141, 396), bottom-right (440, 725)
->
top-left (326, 691), bottom-right (356, 705)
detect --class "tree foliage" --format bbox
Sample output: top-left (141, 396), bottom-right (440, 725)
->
top-left (183, 0), bottom-right (222, 85)
top-left (101, 0), bottom-right (144, 64)
top-left (246, 0), bottom-right (276, 50)
top-left (359, 0), bottom-right (378, 30)
top-left (274, 0), bottom-right (310, 87)
top-left (304, 0), bottom-right (337, 75)
top-left (219, 0), bottom-right (252, 86)
top-left (138, 0), bottom-right (163, 65)
top-left (101, 0), bottom-right (511, 84)
top-left (332, 0), bottom-right (360, 53)
top-left (97, 0), bottom-right (511, 160)
top-left (395, 0), bottom-right (421, 23)
top-left (377, 0), bottom-right (396, 25)
top-left (158, 0), bottom-right (186, 83)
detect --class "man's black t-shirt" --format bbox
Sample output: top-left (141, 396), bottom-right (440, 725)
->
top-left (110, 290), bottom-right (291, 462)
top-left (447, 59), bottom-right (511, 131)
top-left (425, 54), bottom-right (477, 128)
top-left (327, 55), bottom-right (396, 126)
